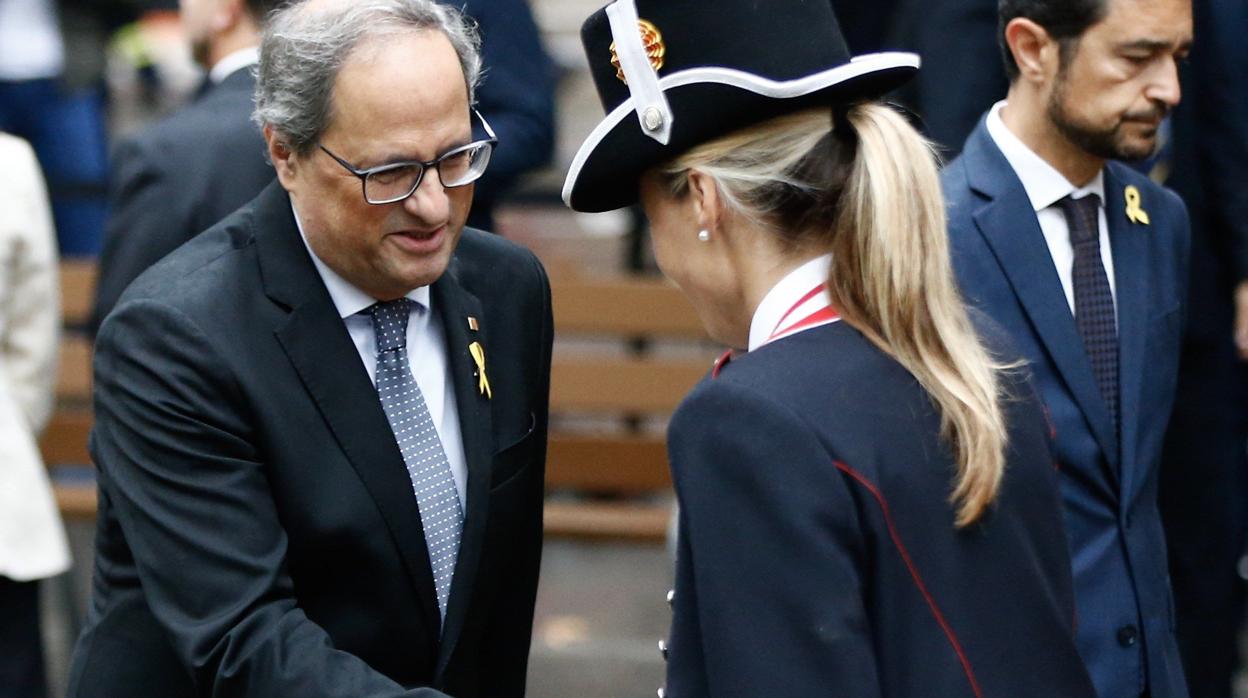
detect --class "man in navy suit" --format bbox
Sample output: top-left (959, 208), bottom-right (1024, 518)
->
top-left (942, 0), bottom-right (1192, 695)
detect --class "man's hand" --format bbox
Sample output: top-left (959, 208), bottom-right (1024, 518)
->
top-left (1234, 281), bottom-right (1248, 361)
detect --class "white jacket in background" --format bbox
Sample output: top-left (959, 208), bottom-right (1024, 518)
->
top-left (0, 131), bottom-right (70, 581)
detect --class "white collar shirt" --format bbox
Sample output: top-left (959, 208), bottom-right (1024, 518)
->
top-left (986, 100), bottom-right (1117, 320)
top-left (748, 253), bottom-right (839, 352)
top-left (293, 205), bottom-right (467, 504)
top-left (208, 47), bottom-right (260, 84)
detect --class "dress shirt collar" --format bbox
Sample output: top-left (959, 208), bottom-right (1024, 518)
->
top-left (747, 253), bottom-right (834, 352)
top-left (208, 46), bottom-right (260, 85)
top-left (986, 100), bottom-right (1105, 211)
top-left (291, 202), bottom-right (430, 318)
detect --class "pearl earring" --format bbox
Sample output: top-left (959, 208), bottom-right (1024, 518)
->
top-left (697, 229), bottom-right (711, 242)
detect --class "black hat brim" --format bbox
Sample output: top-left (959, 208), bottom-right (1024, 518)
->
top-left (563, 52), bottom-right (919, 213)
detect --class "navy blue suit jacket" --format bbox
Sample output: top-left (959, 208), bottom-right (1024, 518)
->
top-left (944, 118), bottom-right (1191, 698)
top-left (664, 321), bottom-right (1095, 697)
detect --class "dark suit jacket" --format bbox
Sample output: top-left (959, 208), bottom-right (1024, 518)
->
top-left (664, 322), bottom-right (1096, 697)
top-left (944, 118), bottom-right (1190, 698)
top-left (92, 67), bottom-right (273, 333)
top-left (68, 181), bottom-right (553, 697)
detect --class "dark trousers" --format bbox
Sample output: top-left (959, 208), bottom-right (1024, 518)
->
top-left (0, 78), bottom-right (109, 257)
top-left (0, 576), bottom-right (47, 698)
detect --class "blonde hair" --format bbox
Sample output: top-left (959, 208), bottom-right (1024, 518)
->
top-left (660, 104), bottom-right (1012, 527)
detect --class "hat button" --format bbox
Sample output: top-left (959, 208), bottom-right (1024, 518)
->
top-left (642, 106), bottom-right (664, 132)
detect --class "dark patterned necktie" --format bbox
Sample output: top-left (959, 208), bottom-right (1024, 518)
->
top-left (1057, 194), bottom-right (1119, 432)
top-left (369, 299), bottom-right (463, 621)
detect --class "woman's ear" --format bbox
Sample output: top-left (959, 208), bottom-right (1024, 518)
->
top-left (686, 170), bottom-right (722, 235)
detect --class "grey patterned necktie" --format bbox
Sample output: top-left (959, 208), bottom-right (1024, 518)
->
top-left (1057, 193), bottom-right (1119, 432)
top-left (369, 298), bottom-right (463, 621)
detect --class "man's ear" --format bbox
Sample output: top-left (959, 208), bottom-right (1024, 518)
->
top-left (264, 125), bottom-right (299, 190)
top-left (1005, 17), bottom-right (1059, 85)
top-left (686, 170), bottom-right (722, 236)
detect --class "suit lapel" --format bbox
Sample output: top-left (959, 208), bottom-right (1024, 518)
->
top-left (1104, 167), bottom-right (1147, 498)
top-left (963, 125), bottom-right (1121, 476)
top-left (430, 261), bottom-right (494, 675)
top-left (253, 183), bottom-right (443, 640)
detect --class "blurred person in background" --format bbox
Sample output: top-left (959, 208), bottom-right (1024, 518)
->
top-left (90, 0), bottom-right (278, 333)
top-left (0, 132), bottom-right (72, 698)
top-left (0, 0), bottom-right (144, 257)
top-left (457, 0), bottom-right (555, 233)
top-left (68, 0), bottom-right (552, 694)
top-left (943, 0), bottom-right (1193, 694)
top-left (1157, 0), bottom-right (1248, 694)
top-left (564, 1), bottom-right (1096, 696)
top-left (888, 0), bottom-right (1007, 156)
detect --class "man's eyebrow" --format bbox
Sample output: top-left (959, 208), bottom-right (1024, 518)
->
top-left (1116, 38), bottom-right (1186, 53)
top-left (374, 137), bottom-right (475, 166)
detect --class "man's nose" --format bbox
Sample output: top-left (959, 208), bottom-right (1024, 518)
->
top-left (1146, 57), bottom-right (1183, 108)
top-left (403, 168), bottom-right (451, 223)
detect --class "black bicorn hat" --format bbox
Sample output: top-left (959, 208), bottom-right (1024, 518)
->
top-left (562, 0), bottom-right (920, 213)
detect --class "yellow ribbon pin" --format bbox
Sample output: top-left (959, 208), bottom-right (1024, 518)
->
top-left (1124, 185), bottom-right (1150, 225)
top-left (468, 342), bottom-right (492, 399)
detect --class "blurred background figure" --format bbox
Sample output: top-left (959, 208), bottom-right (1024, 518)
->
top-left (0, 1), bottom-right (143, 257)
top-left (886, 0), bottom-right (1006, 157)
top-left (0, 132), bottom-right (72, 698)
top-left (90, 0), bottom-right (277, 332)
top-left (1158, 0), bottom-right (1248, 695)
top-left (459, 0), bottom-right (556, 232)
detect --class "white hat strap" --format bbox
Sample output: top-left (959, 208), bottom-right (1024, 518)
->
top-left (607, 0), bottom-right (673, 145)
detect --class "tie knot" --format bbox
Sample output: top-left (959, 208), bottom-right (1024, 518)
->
top-left (1058, 194), bottom-right (1102, 245)
top-left (369, 298), bottom-right (412, 353)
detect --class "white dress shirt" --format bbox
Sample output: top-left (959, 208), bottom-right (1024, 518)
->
top-left (748, 253), bottom-right (840, 351)
top-left (986, 100), bottom-right (1117, 319)
top-left (294, 208), bottom-right (468, 504)
top-left (208, 47), bottom-right (259, 85)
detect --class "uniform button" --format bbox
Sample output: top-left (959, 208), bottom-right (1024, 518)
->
top-left (657, 689), bottom-right (665, 698)
top-left (1117, 624), bottom-right (1139, 647)
top-left (658, 639), bottom-right (669, 660)
top-left (666, 589), bottom-right (675, 607)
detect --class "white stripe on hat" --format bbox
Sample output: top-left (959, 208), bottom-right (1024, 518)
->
top-left (606, 0), bottom-right (673, 145)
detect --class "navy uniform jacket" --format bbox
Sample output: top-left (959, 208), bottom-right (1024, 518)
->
top-left (943, 118), bottom-right (1190, 697)
top-left (69, 181), bottom-right (552, 696)
top-left (664, 320), bottom-right (1096, 697)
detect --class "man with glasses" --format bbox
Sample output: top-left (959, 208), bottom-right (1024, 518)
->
top-left (69, 1), bottom-right (552, 695)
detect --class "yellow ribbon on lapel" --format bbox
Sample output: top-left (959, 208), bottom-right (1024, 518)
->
top-left (1124, 185), bottom-right (1150, 225)
top-left (468, 342), bottom-right (492, 399)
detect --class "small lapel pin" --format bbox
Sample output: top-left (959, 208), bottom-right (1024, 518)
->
top-left (467, 316), bottom-right (479, 332)
top-left (468, 341), bottom-right (492, 399)
top-left (1124, 185), bottom-right (1150, 225)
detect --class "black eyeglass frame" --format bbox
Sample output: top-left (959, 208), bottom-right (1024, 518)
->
top-left (318, 109), bottom-right (498, 205)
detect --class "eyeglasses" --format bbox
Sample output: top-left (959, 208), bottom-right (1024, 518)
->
top-left (318, 110), bottom-right (498, 205)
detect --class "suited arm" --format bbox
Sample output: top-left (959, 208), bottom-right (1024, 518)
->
top-left (667, 380), bottom-right (883, 697)
top-left (92, 136), bottom-right (191, 334)
top-left (478, 253), bottom-right (553, 695)
top-left (93, 300), bottom-right (450, 697)
top-left (2, 138), bottom-right (60, 433)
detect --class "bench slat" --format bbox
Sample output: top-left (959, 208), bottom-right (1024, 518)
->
top-left (547, 434), bottom-right (670, 494)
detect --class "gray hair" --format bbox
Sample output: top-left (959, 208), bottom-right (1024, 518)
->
top-left (253, 0), bottom-right (483, 155)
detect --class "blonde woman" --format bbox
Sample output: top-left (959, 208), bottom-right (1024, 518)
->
top-left (564, 1), bottom-right (1097, 696)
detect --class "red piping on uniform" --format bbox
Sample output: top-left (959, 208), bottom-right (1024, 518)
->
top-left (832, 460), bottom-right (984, 698)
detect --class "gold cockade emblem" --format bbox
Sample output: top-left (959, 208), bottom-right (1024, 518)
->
top-left (609, 19), bottom-right (666, 84)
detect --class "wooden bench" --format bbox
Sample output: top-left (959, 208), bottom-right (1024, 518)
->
top-left (545, 274), bottom-right (715, 542)
top-left (41, 260), bottom-right (98, 518)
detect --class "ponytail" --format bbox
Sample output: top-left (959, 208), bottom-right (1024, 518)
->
top-left (661, 104), bottom-right (1013, 527)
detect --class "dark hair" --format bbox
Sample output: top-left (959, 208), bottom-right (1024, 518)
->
top-left (245, 0), bottom-right (287, 24)
top-left (998, 0), bottom-right (1107, 80)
